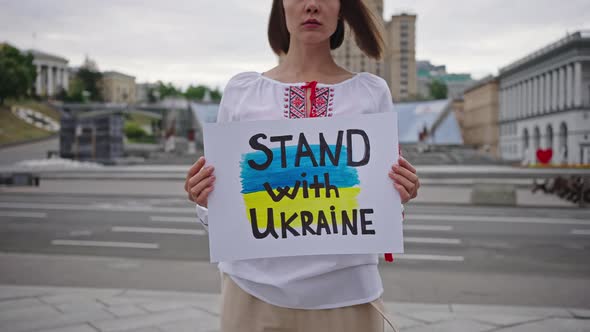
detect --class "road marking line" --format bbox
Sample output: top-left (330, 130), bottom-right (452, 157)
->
top-left (404, 237), bottom-right (461, 245)
top-left (384, 254), bottom-right (465, 262)
top-left (150, 216), bottom-right (196, 223)
top-left (51, 240), bottom-right (159, 249)
top-left (571, 229), bottom-right (590, 235)
top-left (403, 225), bottom-right (453, 231)
top-left (69, 230), bottom-right (93, 236)
top-left (0, 202), bottom-right (194, 214)
top-left (406, 214), bottom-right (589, 225)
top-left (112, 226), bottom-right (206, 236)
top-left (0, 211), bottom-right (47, 218)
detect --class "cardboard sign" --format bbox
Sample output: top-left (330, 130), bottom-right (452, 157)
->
top-left (203, 112), bottom-right (403, 262)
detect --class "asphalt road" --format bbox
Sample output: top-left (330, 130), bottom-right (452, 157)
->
top-left (1, 190), bottom-right (589, 308)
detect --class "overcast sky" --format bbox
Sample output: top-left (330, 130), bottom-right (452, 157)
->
top-left (1, 0), bottom-right (589, 89)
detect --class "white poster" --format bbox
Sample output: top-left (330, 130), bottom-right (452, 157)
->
top-left (203, 112), bottom-right (403, 262)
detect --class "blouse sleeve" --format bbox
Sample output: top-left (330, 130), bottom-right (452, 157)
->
top-left (195, 72), bottom-right (256, 230)
top-left (359, 73), bottom-right (394, 114)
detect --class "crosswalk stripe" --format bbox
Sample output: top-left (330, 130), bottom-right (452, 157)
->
top-left (571, 229), bottom-right (590, 235)
top-left (112, 226), bottom-right (206, 235)
top-left (381, 254), bottom-right (465, 262)
top-left (51, 240), bottom-right (159, 249)
top-left (0, 202), bottom-right (194, 214)
top-left (406, 214), bottom-right (589, 225)
top-left (149, 216), bottom-right (196, 223)
top-left (383, 254), bottom-right (465, 262)
top-left (404, 237), bottom-right (461, 245)
top-left (0, 211), bottom-right (47, 218)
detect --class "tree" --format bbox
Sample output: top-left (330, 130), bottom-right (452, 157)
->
top-left (75, 67), bottom-right (103, 102)
top-left (155, 81), bottom-right (182, 99)
top-left (210, 87), bottom-right (222, 102)
top-left (0, 43), bottom-right (36, 105)
top-left (63, 75), bottom-right (85, 102)
top-left (184, 85), bottom-right (222, 102)
top-left (429, 79), bottom-right (448, 100)
top-left (184, 84), bottom-right (208, 100)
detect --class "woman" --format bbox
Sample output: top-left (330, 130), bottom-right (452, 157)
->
top-left (185, 0), bottom-right (420, 331)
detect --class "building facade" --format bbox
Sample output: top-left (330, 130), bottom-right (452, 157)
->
top-left (498, 31), bottom-right (590, 165)
top-left (332, 0), bottom-right (417, 101)
top-left (462, 76), bottom-right (500, 157)
top-left (29, 49), bottom-right (69, 97)
top-left (417, 60), bottom-right (474, 99)
top-left (101, 71), bottom-right (137, 104)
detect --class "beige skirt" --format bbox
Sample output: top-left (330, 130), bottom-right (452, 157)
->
top-left (220, 274), bottom-right (398, 332)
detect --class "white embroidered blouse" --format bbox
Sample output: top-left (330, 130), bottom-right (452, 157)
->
top-left (196, 71), bottom-right (396, 309)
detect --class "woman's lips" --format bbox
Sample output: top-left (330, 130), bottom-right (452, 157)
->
top-left (302, 20), bottom-right (322, 28)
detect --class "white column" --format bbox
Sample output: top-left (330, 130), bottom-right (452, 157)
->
top-left (522, 81), bottom-right (529, 117)
top-left (508, 87), bottom-right (512, 120)
top-left (544, 72), bottom-right (551, 113)
top-left (507, 87), bottom-right (512, 120)
top-left (35, 64), bottom-right (41, 96)
top-left (523, 81), bottom-right (528, 117)
top-left (531, 79), bottom-right (536, 115)
top-left (512, 87), bottom-right (516, 119)
top-left (501, 89), bottom-right (505, 121)
top-left (528, 80), bottom-right (534, 116)
top-left (514, 84), bottom-right (521, 119)
top-left (539, 76), bottom-right (544, 114)
top-left (520, 83), bottom-right (525, 118)
top-left (573, 62), bottom-right (582, 107)
top-left (551, 69), bottom-right (559, 111)
top-left (533, 78), bottom-right (538, 115)
top-left (504, 89), bottom-right (508, 121)
top-left (47, 66), bottom-right (54, 96)
top-left (558, 67), bottom-right (565, 110)
top-left (566, 64), bottom-right (573, 108)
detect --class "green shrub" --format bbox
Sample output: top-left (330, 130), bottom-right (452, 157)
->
top-left (124, 122), bottom-right (147, 140)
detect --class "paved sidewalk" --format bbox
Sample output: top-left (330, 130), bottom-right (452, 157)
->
top-left (0, 285), bottom-right (589, 332)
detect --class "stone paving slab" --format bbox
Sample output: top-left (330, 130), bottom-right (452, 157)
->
top-left (495, 317), bottom-right (590, 332)
top-left (0, 284), bottom-right (588, 332)
top-left (38, 324), bottom-right (98, 332)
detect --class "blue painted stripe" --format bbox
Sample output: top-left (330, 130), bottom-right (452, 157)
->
top-left (240, 145), bottom-right (359, 194)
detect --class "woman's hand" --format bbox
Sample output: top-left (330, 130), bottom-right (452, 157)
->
top-left (388, 157), bottom-right (420, 204)
top-left (185, 157), bottom-right (215, 208)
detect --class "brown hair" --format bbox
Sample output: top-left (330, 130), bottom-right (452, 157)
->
top-left (268, 0), bottom-right (385, 59)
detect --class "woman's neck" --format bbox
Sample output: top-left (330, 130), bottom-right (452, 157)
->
top-left (271, 41), bottom-right (350, 83)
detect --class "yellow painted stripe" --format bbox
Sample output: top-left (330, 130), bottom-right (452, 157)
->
top-left (243, 187), bottom-right (360, 228)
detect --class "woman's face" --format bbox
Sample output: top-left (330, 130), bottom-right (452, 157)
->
top-left (283, 0), bottom-right (340, 46)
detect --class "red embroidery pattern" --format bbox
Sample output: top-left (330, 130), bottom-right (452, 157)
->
top-left (283, 86), bottom-right (335, 119)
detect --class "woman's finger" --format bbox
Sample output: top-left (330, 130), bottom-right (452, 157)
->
top-left (398, 157), bottom-right (416, 174)
top-left (188, 165), bottom-right (215, 189)
top-left (195, 186), bottom-right (214, 207)
top-left (185, 157), bottom-right (206, 192)
top-left (389, 171), bottom-right (415, 194)
top-left (392, 164), bottom-right (419, 184)
top-left (190, 175), bottom-right (216, 200)
top-left (394, 183), bottom-right (410, 203)
top-left (411, 179), bottom-right (420, 198)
